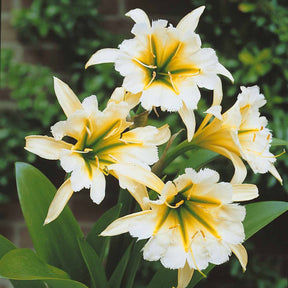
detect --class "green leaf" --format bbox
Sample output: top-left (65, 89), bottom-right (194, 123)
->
top-left (109, 242), bottom-right (133, 288)
top-left (122, 240), bottom-right (145, 288)
top-left (147, 267), bottom-right (177, 288)
top-left (0, 235), bottom-right (46, 288)
top-left (0, 248), bottom-right (89, 288)
top-left (78, 238), bottom-right (108, 288)
top-left (15, 162), bottom-right (88, 283)
top-left (272, 138), bottom-right (288, 146)
top-left (86, 203), bottom-right (122, 260)
top-left (188, 201), bottom-right (288, 287)
top-left (244, 201), bottom-right (288, 239)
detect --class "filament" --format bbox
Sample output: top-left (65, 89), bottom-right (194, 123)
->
top-left (133, 57), bottom-right (157, 69)
top-left (144, 71), bottom-right (157, 89)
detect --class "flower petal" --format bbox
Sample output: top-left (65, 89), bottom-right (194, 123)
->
top-left (232, 184), bottom-right (259, 202)
top-left (85, 48), bottom-right (120, 68)
top-left (53, 77), bottom-right (82, 117)
top-left (229, 243), bottom-right (248, 272)
top-left (109, 163), bottom-right (165, 193)
top-left (177, 262), bottom-right (194, 288)
top-left (216, 63), bottom-right (234, 83)
top-left (101, 210), bottom-right (153, 236)
top-left (269, 164), bottom-right (283, 185)
top-left (176, 6), bottom-right (205, 34)
top-left (205, 105), bottom-right (222, 120)
top-left (44, 178), bottom-right (74, 225)
top-left (25, 136), bottom-right (72, 160)
top-left (90, 169), bottom-right (106, 204)
top-left (178, 102), bottom-right (196, 142)
top-left (125, 8), bottom-right (151, 27)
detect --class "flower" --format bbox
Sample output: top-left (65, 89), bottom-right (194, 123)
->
top-left (25, 77), bottom-right (170, 224)
top-left (101, 168), bottom-right (258, 288)
top-left (85, 6), bottom-right (233, 141)
top-left (193, 86), bottom-right (283, 184)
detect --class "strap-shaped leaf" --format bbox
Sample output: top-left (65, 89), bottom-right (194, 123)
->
top-left (78, 238), bottom-right (109, 288)
top-left (109, 242), bottom-right (133, 288)
top-left (0, 235), bottom-right (46, 288)
top-left (86, 203), bottom-right (122, 260)
top-left (271, 138), bottom-right (288, 146)
top-left (147, 267), bottom-right (177, 288)
top-left (0, 248), bottom-right (89, 288)
top-left (15, 162), bottom-right (88, 282)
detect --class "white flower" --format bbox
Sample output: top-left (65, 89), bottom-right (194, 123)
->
top-left (25, 77), bottom-right (170, 224)
top-left (101, 168), bottom-right (258, 288)
top-left (86, 6), bottom-right (233, 141)
top-left (193, 86), bottom-right (282, 184)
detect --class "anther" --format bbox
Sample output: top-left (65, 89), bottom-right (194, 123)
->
top-left (168, 71), bottom-right (180, 95)
top-left (166, 200), bottom-right (184, 209)
top-left (144, 71), bottom-right (157, 90)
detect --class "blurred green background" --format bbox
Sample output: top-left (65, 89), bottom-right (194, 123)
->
top-left (0, 0), bottom-right (287, 287)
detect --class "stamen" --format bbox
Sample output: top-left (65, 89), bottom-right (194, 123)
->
top-left (108, 154), bottom-right (120, 163)
top-left (72, 148), bottom-right (93, 154)
top-left (165, 200), bottom-right (184, 209)
top-left (169, 224), bottom-right (180, 230)
top-left (86, 126), bottom-right (92, 136)
top-left (119, 138), bottom-right (142, 144)
top-left (144, 71), bottom-right (157, 90)
top-left (153, 106), bottom-right (160, 117)
top-left (103, 165), bottom-right (109, 176)
top-left (168, 71), bottom-right (180, 94)
top-left (133, 57), bottom-right (157, 69)
top-left (178, 69), bottom-right (201, 78)
top-left (189, 231), bottom-right (207, 278)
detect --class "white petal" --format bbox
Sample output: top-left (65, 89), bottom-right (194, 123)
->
top-left (161, 242), bottom-right (187, 269)
top-left (176, 6), bottom-right (205, 34)
top-left (229, 244), bottom-right (248, 272)
top-left (101, 210), bottom-right (152, 236)
top-left (177, 262), bottom-right (194, 288)
top-left (85, 48), bottom-right (120, 68)
top-left (82, 95), bottom-right (99, 115)
top-left (232, 184), bottom-right (259, 202)
top-left (125, 8), bottom-right (151, 27)
top-left (25, 136), bottom-right (72, 160)
top-left (109, 163), bottom-right (165, 193)
top-left (44, 179), bottom-right (73, 225)
top-left (53, 77), bottom-right (82, 117)
top-left (90, 169), bottom-right (106, 204)
top-left (269, 164), bottom-right (283, 185)
top-left (178, 102), bottom-right (196, 142)
top-left (216, 63), bottom-right (234, 82)
top-left (205, 105), bottom-right (222, 120)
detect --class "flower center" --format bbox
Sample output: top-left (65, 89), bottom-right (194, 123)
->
top-left (133, 34), bottom-right (200, 94)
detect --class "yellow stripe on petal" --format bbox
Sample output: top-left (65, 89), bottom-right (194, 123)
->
top-left (44, 178), bottom-right (74, 225)
top-left (177, 262), bottom-right (194, 288)
top-left (232, 184), bottom-right (258, 202)
top-left (109, 163), bottom-right (165, 193)
top-left (25, 135), bottom-right (72, 160)
top-left (229, 243), bottom-right (248, 272)
top-left (53, 77), bottom-right (82, 117)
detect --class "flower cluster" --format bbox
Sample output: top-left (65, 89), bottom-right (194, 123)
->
top-left (25, 6), bottom-right (282, 288)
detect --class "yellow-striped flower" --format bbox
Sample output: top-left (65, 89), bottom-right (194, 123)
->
top-left (193, 86), bottom-right (282, 184)
top-left (85, 6), bottom-right (233, 141)
top-left (101, 168), bottom-right (258, 288)
top-left (25, 77), bottom-right (170, 224)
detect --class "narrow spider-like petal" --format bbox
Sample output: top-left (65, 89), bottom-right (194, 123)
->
top-left (109, 163), bottom-right (165, 193)
top-left (85, 48), bottom-right (120, 68)
top-left (205, 105), bottom-right (222, 120)
top-left (101, 210), bottom-right (153, 236)
top-left (210, 145), bottom-right (247, 184)
top-left (176, 6), bottom-right (205, 34)
top-left (25, 135), bottom-right (72, 160)
top-left (177, 262), bottom-right (194, 288)
top-left (178, 102), bottom-right (196, 142)
top-left (125, 8), bottom-right (151, 27)
top-left (232, 184), bottom-right (259, 202)
top-left (90, 168), bottom-right (106, 204)
top-left (53, 77), bottom-right (82, 117)
top-left (216, 63), bottom-right (234, 83)
top-left (229, 244), bottom-right (248, 272)
top-left (44, 179), bottom-right (73, 225)
top-left (269, 165), bottom-right (283, 185)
